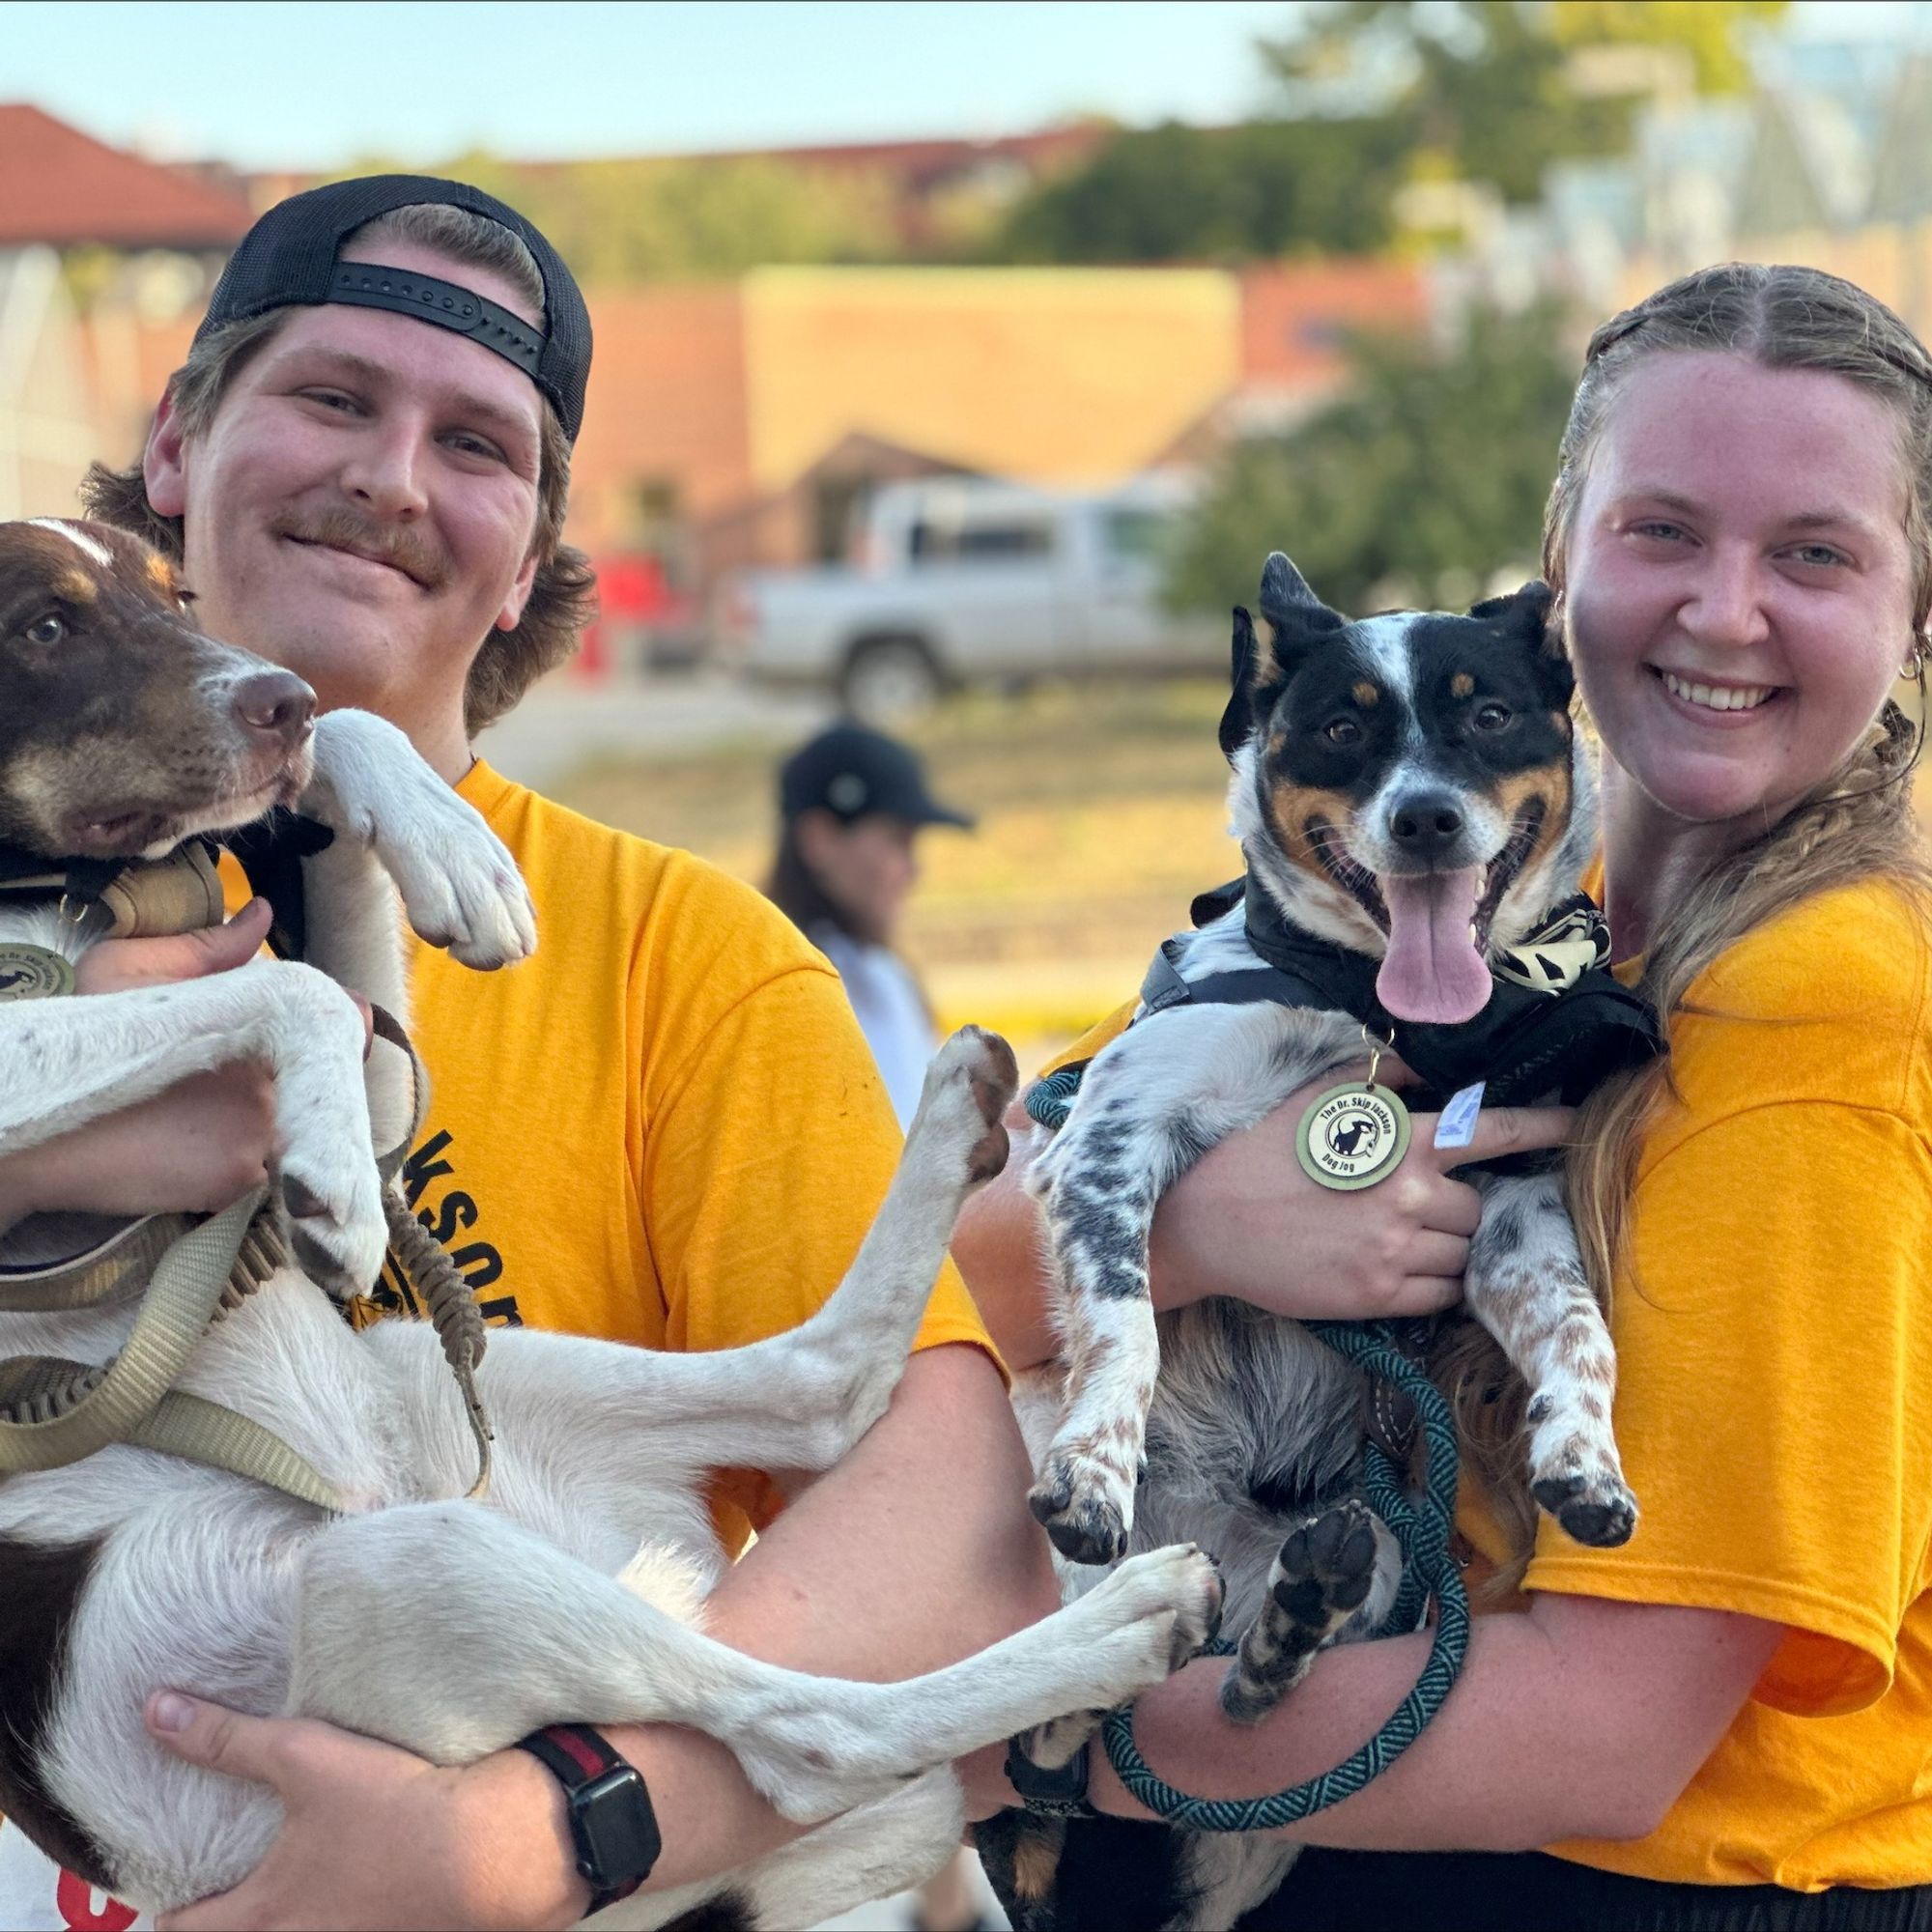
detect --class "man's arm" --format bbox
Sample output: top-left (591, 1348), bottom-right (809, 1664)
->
top-left (154, 1342), bottom-right (1061, 1931)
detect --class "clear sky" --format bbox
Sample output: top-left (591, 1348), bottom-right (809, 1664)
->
top-left (3, 1), bottom-right (1298, 169)
top-left (0, 0), bottom-right (1914, 174)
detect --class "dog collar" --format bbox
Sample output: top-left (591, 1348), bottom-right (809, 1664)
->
top-left (1135, 875), bottom-right (1664, 1108)
top-left (0, 811), bottom-right (333, 956)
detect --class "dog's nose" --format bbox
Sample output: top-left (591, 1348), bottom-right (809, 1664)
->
top-left (232, 670), bottom-right (316, 749)
top-left (1387, 792), bottom-right (1465, 861)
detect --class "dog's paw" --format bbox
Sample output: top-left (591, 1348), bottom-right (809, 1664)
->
top-left (279, 1159), bottom-right (387, 1298)
top-left (1271, 1501), bottom-right (1381, 1630)
top-left (1029, 1451), bottom-right (1135, 1567)
top-left (1532, 1462), bottom-right (1638, 1548)
top-left (1079, 1542), bottom-right (1225, 1684)
top-left (909, 1026), bottom-right (1019, 1187)
top-left (1220, 1500), bottom-right (1384, 1724)
top-left (378, 800), bottom-right (535, 972)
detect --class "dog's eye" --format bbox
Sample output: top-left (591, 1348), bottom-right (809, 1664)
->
top-left (1323, 718), bottom-right (1363, 746)
top-left (22, 613), bottom-right (65, 646)
top-left (1474, 702), bottom-right (1513, 731)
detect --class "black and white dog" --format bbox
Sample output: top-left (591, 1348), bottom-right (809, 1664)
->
top-left (0, 518), bottom-right (1227, 1930)
top-left (984, 554), bottom-right (1655, 1931)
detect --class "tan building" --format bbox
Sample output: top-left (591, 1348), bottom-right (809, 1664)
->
top-left (570, 257), bottom-right (1426, 592)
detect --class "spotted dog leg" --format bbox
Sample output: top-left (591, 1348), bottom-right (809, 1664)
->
top-left (1465, 1168), bottom-right (1636, 1548)
top-left (1221, 1500), bottom-right (1394, 1723)
top-left (1027, 1004), bottom-right (1358, 1568)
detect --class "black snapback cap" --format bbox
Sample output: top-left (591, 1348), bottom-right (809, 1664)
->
top-left (194, 174), bottom-right (592, 442)
top-left (780, 724), bottom-right (975, 831)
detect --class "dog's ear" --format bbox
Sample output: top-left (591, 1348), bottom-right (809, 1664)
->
top-left (1256, 552), bottom-right (1346, 680)
top-left (1219, 607), bottom-right (1262, 757)
top-left (1470, 580), bottom-right (1572, 706)
top-left (1219, 555), bottom-right (1349, 759)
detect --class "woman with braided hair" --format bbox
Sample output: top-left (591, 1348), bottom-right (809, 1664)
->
top-left (956, 262), bottom-right (1932, 1927)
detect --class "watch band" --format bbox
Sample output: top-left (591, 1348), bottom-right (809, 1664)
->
top-left (517, 1723), bottom-right (662, 1913)
top-left (1005, 1732), bottom-right (1097, 1820)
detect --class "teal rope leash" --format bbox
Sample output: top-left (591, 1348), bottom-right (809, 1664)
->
top-left (1098, 1328), bottom-right (1469, 1830)
top-left (1023, 1071), bottom-right (1472, 1830)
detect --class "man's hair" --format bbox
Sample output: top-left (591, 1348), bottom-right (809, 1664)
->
top-left (80, 202), bottom-right (596, 733)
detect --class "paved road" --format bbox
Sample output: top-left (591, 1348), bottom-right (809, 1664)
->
top-left (476, 667), bottom-right (830, 791)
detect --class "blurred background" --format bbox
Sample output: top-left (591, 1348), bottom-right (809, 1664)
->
top-left (4, 0), bottom-right (1928, 1069)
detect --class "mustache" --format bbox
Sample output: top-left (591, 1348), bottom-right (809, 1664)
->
top-left (270, 509), bottom-right (447, 589)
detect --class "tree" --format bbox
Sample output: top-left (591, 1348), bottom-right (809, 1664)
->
top-left (1264, 0), bottom-right (1788, 204)
top-left (336, 151), bottom-right (897, 284)
top-left (1167, 304), bottom-right (1577, 618)
top-left (991, 115), bottom-right (1415, 264)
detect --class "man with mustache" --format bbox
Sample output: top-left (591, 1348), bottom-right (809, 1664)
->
top-left (0, 178), bottom-right (1043, 1931)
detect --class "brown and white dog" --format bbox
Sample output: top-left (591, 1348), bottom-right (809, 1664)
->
top-left (0, 518), bottom-right (1225, 1929)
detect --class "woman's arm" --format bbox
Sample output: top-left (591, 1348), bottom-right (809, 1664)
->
top-left (953, 1080), bottom-right (1576, 1372)
top-left (1081, 1591), bottom-right (1783, 1848)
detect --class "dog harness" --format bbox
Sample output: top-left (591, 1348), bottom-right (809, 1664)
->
top-left (0, 817), bottom-right (495, 1512)
top-left (1140, 876), bottom-right (1666, 1108)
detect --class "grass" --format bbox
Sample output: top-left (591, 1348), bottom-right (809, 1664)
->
top-left (553, 679), bottom-right (1244, 1068)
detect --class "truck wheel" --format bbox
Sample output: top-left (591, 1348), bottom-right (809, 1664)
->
top-left (840, 637), bottom-right (942, 724)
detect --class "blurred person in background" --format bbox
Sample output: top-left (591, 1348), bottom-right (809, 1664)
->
top-left (769, 723), bottom-right (976, 1129)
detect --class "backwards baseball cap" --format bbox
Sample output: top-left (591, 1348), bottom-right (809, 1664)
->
top-left (780, 724), bottom-right (975, 831)
top-left (194, 174), bottom-right (593, 443)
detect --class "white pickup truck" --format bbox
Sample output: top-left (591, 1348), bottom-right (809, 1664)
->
top-left (714, 474), bottom-right (1226, 720)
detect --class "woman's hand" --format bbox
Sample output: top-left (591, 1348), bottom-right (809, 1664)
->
top-left (145, 1693), bottom-right (584, 1932)
top-left (1150, 1061), bottom-right (1575, 1322)
top-left (952, 1060), bottom-right (1575, 1370)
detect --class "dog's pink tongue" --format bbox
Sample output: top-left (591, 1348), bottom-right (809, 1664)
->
top-left (1377, 869), bottom-right (1492, 1024)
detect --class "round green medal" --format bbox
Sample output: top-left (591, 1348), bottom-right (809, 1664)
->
top-left (0, 944), bottom-right (76, 1001)
top-left (1295, 1030), bottom-right (1410, 1191)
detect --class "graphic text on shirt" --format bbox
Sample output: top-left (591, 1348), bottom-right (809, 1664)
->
top-left (344, 1124), bottom-right (525, 1332)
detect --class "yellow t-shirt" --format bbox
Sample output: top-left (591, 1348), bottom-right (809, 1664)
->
top-left (244, 760), bottom-right (994, 1553)
top-left (1042, 877), bottom-right (1932, 1889)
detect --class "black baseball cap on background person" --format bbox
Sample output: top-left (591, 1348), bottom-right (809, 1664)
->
top-left (780, 724), bottom-right (976, 831)
top-left (194, 174), bottom-right (593, 443)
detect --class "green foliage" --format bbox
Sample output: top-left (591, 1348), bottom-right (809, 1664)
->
top-left (1264, 0), bottom-right (1789, 205)
top-left (337, 151), bottom-right (898, 284)
top-left (1547, 0), bottom-right (1790, 94)
top-left (990, 116), bottom-right (1415, 263)
top-left (1167, 304), bottom-right (1577, 617)
top-left (995, 0), bottom-right (1793, 264)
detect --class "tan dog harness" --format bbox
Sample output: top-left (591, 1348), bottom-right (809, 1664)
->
top-left (0, 839), bottom-right (494, 1511)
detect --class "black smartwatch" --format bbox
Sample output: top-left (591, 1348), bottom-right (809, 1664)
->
top-left (1005, 1731), bottom-right (1096, 1820)
top-left (517, 1723), bottom-right (662, 1914)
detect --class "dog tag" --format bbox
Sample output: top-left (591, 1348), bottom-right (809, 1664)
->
top-left (1433, 1081), bottom-right (1487, 1151)
top-left (1296, 1082), bottom-right (1410, 1191)
top-left (0, 943), bottom-right (74, 1001)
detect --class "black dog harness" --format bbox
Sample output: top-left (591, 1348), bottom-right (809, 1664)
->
top-left (1137, 876), bottom-right (1665, 1108)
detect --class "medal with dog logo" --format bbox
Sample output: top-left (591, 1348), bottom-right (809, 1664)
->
top-left (0, 943), bottom-right (74, 1001)
top-left (1296, 1025), bottom-right (1410, 1191)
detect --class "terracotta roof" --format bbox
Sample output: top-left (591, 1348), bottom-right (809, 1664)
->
top-left (0, 104), bottom-right (252, 249)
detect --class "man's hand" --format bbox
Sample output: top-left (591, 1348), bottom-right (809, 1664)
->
top-left (145, 1693), bottom-right (586, 1932)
